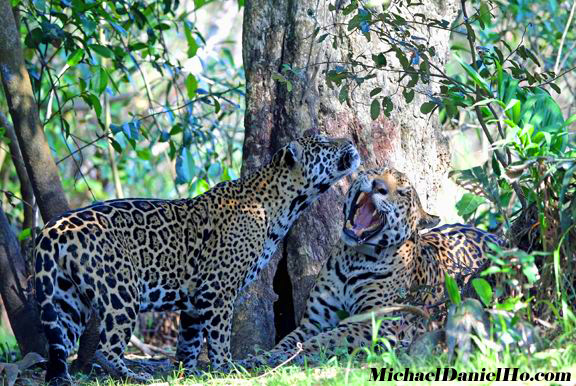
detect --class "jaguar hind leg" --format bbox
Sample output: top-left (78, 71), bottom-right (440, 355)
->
top-left (176, 311), bottom-right (206, 372)
top-left (96, 283), bottom-right (152, 382)
top-left (36, 259), bottom-right (89, 384)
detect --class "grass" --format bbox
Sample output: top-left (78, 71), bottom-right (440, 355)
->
top-left (74, 329), bottom-right (576, 386)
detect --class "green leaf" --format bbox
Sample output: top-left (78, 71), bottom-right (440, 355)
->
top-left (184, 23), bottom-right (199, 58)
top-left (563, 114), bottom-right (576, 128)
top-left (454, 54), bottom-right (491, 94)
top-left (420, 101), bottom-right (435, 114)
top-left (403, 88), bottom-right (414, 103)
top-left (370, 87), bottom-right (382, 97)
top-left (92, 67), bottom-right (108, 95)
top-left (110, 138), bottom-right (123, 153)
top-left (18, 228), bottom-right (31, 241)
top-left (503, 98), bottom-right (521, 124)
top-left (136, 148), bottom-right (151, 161)
top-left (478, 2), bottom-right (491, 27)
top-left (338, 85), bottom-right (349, 103)
top-left (66, 49), bottom-right (83, 66)
top-left (382, 96), bottom-right (393, 117)
top-left (370, 99), bottom-right (380, 120)
top-left (185, 74), bottom-right (198, 100)
top-left (549, 83), bottom-right (561, 95)
top-left (472, 278), bottom-right (492, 307)
top-left (455, 193), bottom-right (485, 216)
top-left (445, 275), bottom-right (461, 305)
top-left (372, 53), bottom-right (387, 67)
top-left (89, 44), bottom-right (114, 58)
top-left (81, 93), bottom-right (102, 118)
top-left (472, 98), bottom-right (503, 108)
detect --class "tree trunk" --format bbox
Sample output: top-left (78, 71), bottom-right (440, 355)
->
top-left (0, 113), bottom-right (35, 236)
top-left (0, 0), bottom-right (69, 222)
top-left (232, 0), bottom-right (456, 358)
top-left (0, 208), bottom-right (46, 355)
top-left (0, 0), bottom-right (71, 357)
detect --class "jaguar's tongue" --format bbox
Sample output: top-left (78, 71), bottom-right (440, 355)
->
top-left (350, 193), bottom-right (382, 238)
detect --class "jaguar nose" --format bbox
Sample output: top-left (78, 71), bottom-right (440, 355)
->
top-left (372, 179), bottom-right (389, 194)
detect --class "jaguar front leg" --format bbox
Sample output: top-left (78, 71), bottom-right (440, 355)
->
top-left (181, 283), bottom-right (236, 373)
top-left (261, 319), bottom-right (405, 367)
top-left (203, 297), bottom-right (235, 372)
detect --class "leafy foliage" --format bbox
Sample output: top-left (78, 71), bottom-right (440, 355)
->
top-left (8, 0), bottom-right (244, 207)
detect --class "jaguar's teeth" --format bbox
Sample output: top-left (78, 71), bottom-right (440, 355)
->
top-left (356, 192), bottom-right (365, 206)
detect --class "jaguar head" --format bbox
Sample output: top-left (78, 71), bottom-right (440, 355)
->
top-left (271, 133), bottom-right (360, 199)
top-left (341, 167), bottom-right (440, 251)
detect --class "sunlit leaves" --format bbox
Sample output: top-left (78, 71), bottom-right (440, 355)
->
top-left (472, 278), bottom-right (493, 307)
top-left (477, 1), bottom-right (492, 28)
top-left (66, 49), bottom-right (83, 66)
top-left (445, 275), bottom-right (461, 305)
top-left (91, 66), bottom-right (108, 95)
top-left (453, 54), bottom-right (491, 94)
top-left (455, 193), bottom-right (485, 217)
top-left (89, 44), bottom-right (114, 58)
top-left (185, 74), bottom-right (198, 100)
top-left (184, 22), bottom-right (199, 58)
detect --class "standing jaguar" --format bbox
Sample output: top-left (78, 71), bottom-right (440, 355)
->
top-left (242, 167), bottom-right (502, 367)
top-left (34, 134), bottom-right (360, 384)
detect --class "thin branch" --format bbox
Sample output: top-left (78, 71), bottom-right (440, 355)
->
top-left (38, 51), bottom-right (96, 202)
top-left (554, 0), bottom-right (576, 73)
top-left (137, 86), bottom-right (242, 121)
top-left (56, 134), bottom-right (108, 165)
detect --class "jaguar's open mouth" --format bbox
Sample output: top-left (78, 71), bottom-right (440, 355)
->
top-left (343, 191), bottom-right (385, 243)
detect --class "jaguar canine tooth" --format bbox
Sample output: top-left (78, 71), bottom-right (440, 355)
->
top-left (356, 192), bottom-right (365, 205)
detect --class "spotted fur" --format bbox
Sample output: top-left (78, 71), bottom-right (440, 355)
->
top-left (34, 134), bottom-right (360, 383)
top-left (243, 167), bottom-right (502, 367)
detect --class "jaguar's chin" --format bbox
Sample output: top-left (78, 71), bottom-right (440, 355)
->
top-left (342, 191), bottom-right (386, 245)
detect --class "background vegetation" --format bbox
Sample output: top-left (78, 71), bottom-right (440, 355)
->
top-left (0, 0), bottom-right (574, 384)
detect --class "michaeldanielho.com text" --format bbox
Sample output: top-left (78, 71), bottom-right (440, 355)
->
top-left (368, 367), bottom-right (572, 382)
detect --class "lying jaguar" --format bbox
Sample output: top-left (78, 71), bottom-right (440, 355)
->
top-left (34, 134), bottom-right (360, 384)
top-left (242, 167), bottom-right (502, 367)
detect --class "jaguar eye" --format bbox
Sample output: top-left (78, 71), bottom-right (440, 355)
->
top-left (397, 189), bottom-right (408, 196)
top-left (377, 188), bottom-right (388, 195)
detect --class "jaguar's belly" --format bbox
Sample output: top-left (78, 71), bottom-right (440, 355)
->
top-left (139, 285), bottom-right (194, 312)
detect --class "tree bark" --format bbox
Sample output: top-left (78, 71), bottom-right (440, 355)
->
top-left (232, 0), bottom-right (456, 358)
top-left (0, 0), bottom-right (71, 357)
top-left (0, 0), bottom-right (69, 222)
top-left (0, 113), bottom-right (35, 233)
top-left (0, 208), bottom-right (46, 355)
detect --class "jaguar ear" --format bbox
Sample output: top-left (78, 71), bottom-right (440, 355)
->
top-left (283, 142), bottom-right (300, 169)
top-left (418, 209), bottom-right (440, 229)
